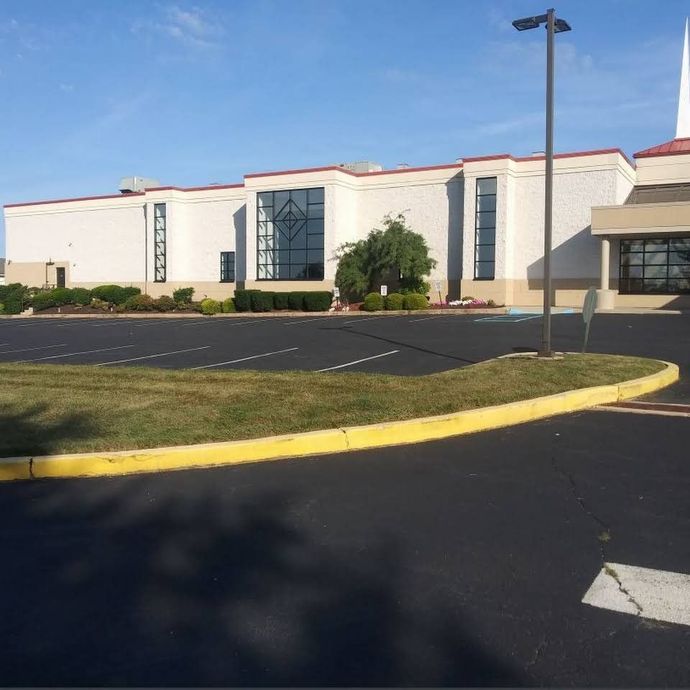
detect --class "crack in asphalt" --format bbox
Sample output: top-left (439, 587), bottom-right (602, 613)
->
top-left (549, 455), bottom-right (644, 615)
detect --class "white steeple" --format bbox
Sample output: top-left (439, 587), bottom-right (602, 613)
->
top-left (676, 18), bottom-right (690, 138)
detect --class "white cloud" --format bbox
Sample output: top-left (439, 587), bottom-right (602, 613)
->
top-left (132, 4), bottom-right (224, 52)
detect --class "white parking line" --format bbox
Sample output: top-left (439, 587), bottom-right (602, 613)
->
top-left (0, 343), bottom-right (68, 355)
top-left (96, 346), bottom-right (210, 367)
top-left (25, 345), bottom-right (135, 362)
top-left (342, 316), bottom-right (388, 325)
top-left (191, 347), bottom-right (299, 370)
top-left (582, 562), bottom-right (690, 626)
top-left (408, 315), bottom-right (446, 323)
top-left (317, 349), bottom-right (399, 372)
top-left (177, 319), bottom-right (258, 328)
top-left (282, 317), bottom-right (334, 326)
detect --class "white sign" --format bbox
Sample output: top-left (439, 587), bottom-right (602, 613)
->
top-left (434, 280), bottom-right (442, 291)
top-left (380, 285), bottom-right (388, 296)
top-left (333, 287), bottom-right (340, 298)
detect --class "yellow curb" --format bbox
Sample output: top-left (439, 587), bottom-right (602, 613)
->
top-left (0, 360), bottom-right (679, 481)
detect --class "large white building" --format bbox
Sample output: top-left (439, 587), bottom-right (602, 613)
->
top-left (5, 32), bottom-right (690, 310)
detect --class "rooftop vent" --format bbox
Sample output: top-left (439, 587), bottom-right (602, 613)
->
top-left (396, 162), bottom-right (410, 169)
top-left (338, 160), bottom-right (383, 173)
top-left (119, 176), bottom-right (161, 193)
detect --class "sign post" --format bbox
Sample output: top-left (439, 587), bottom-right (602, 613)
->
top-left (434, 279), bottom-right (443, 305)
top-left (333, 286), bottom-right (340, 310)
top-left (582, 286), bottom-right (598, 353)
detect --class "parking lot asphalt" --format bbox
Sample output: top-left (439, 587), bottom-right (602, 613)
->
top-left (0, 312), bottom-right (688, 399)
top-left (0, 409), bottom-right (688, 686)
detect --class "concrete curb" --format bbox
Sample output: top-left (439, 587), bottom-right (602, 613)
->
top-left (0, 360), bottom-right (678, 482)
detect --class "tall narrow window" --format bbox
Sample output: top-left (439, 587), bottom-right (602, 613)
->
top-left (154, 203), bottom-right (166, 283)
top-left (474, 177), bottom-right (496, 280)
top-left (257, 187), bottom-right (324, 280)
top-left (220, 251), bottom-right (235, 282)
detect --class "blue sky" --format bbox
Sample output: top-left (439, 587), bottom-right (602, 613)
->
top-left (1, 0), bottom-right (688, 255)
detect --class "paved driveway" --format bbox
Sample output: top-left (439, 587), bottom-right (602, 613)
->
top-left (0, 313), bottom-right (688, 401)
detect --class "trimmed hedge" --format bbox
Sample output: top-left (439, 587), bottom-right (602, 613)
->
top-left (288, 291), bottom-right (307, 311)
top-left (200, 298), bottom-right (222, 315)
top-left (173, 287), bottom-right (195, 304)
top-left (362, 292), bottom-right (385, 311)
top-left (91, 284), bottom-right (141, 305)
top-left (251, 291), bottom-right (274, 312)
top-left (222, 297), bottom-right (236, 313)
top-left (403, 293), bottom-right (429, 310)
top-left (385, 292), bottom-right (405, 310)
top-left (273, 292), bottom-right (290, 310)
top-left (304, 291), bottom-right (332, 312)
top-left (234, 289), bottom-right (259, 312)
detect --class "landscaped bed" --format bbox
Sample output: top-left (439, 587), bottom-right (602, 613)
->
top-left (0, 354), bottom-right (663, 457)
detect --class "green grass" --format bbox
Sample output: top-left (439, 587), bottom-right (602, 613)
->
top-left (0, 354), bottom-right (663, 457)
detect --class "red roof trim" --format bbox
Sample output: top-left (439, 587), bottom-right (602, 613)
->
top-left (146, 183), bottom-right (245, 192)
top-left (463, 147), bottom-right (634, 168)
top-left (245, 162), bottom-right (463, 179)
top-left (633, 137), bottom-right (690, 159)
top-left (4, 191), bottom-right (145, 209)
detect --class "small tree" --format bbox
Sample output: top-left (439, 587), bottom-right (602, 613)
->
top-left (335, 214), bottom-right (436, 301)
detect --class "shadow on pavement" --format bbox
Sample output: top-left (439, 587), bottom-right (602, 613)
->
top-left (0, 479), bottom-right (523, 686)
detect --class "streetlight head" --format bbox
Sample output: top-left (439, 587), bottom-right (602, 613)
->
top-left (554, 18), bottom-right (572, 33)
top-left (512, 15), bottom-right (544, 31)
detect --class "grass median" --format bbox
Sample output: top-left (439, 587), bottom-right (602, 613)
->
top-left (0, 354), bottom-right (664, 457)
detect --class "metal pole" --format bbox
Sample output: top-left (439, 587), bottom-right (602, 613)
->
top-left (540, 8), bottom-right (555, 357)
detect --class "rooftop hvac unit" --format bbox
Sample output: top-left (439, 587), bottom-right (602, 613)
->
top-left (119, 176), bottom-right (161, 193)
top-left (338, 160), bottom-right (383, 173)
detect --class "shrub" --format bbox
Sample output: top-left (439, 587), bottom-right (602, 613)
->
top-left (50, 287), bottom-right (73, 306)
top-left (222, 297), bottom-right (236, 313)
top-left (273, 292), bottom-right (290, 310)
top-left (288, 291), bottom-right (308, 311)
top-left (124, 294), bottom-right (155, 311)
top-left (121, 286), bottom-right (142, 302)
top-left (31, 292), bottom-right (56, 312)
top-left (71, 287), bottom-right (92, 306)
top-left (362, 292), bottom-right (385, 311)
top-left (403, 293), bottom-right (429, 311)
top-left (0, 283), bottom-right (29, 314)
top-left (234, 289), bottom-right (259, 312)
top-left (304, 291), bottom-right (332, 312)
top-left (90, 298), bottom-right (111, 312)
top-left (173, 287), bottom-right (195, 304)
top-left (200, 298), bottom-right (222, 315)
top-left (251, 291), bottom-right (274, 312)
top-left (154, 295), bottom-right (176, 312)
top-left (92, 284), bottom-right (140, 305)
top-left (487, 299), bottom-right (497, 308)
top-left (385, 292), bottom-right (405, 310)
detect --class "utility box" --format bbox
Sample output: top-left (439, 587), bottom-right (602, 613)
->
top-left (119, 176), bottom-right (161, 193)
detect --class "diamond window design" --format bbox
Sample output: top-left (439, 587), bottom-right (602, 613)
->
top-left (257, 188), bottom-right (324, 280)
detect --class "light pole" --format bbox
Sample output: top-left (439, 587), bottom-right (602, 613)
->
top-left (512, 9), bottom-right (571, 357)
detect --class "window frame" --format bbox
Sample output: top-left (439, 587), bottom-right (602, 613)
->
top-left (474, 177), bottom-right (497, 280)
top-left (619, 237), bottom-right (690, 294)
top-left (220, 251), bottom-right (235, 283)
top-left (154, 203), bottom-right (166, 283)
top-left (256, 187), bottom-right (325, 282)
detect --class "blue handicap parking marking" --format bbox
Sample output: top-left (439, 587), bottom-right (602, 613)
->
top-left (474, 314), bottom-right (543, 323)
